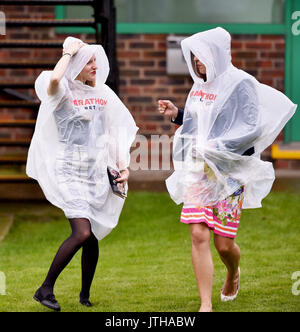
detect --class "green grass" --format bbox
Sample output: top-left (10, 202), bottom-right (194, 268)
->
top-left (0, 191), bottom-right (299, 312)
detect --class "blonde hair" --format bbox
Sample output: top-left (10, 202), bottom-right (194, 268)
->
top-left (86, 80), bottom-right (96, 87)
top-left (75, 72), bottom-right (96, 87)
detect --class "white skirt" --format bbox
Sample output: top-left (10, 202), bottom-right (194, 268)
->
top-left (54, 143), bottom-right (125, 240)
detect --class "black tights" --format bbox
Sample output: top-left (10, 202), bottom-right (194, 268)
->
top-left (40, 218), bottom-right (99, 301)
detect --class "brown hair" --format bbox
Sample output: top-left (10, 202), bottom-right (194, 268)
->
top-left (190, 52), bottom-right (207, 81)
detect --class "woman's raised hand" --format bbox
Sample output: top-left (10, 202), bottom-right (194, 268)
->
top-left (63, 40), bottom-right (86, 56)
top-left (158, 100), bottom-right (178, 119)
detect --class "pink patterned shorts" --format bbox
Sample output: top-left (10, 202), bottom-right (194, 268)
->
top-left (180, 187), bottom-right (244, 239)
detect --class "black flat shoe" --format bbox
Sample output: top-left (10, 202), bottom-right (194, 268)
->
top-left (79, 291), bottom-right (93, 307)
top-left (79, 298), bottom-right (93, 307)
top-left (33, 288), bottom-right (61, 312)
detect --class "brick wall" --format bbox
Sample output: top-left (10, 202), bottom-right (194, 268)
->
top-left (0, 4), bottom-right (290, 170)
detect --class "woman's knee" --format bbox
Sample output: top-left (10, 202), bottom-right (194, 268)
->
top-left (79, 229), bottom-right (92, 243)
top-left (69, 218), bottom-right (92, 244)
top-left (190, 223), bottom-right (210, 248)
top-left (214, 236), bottom-right (235, 257)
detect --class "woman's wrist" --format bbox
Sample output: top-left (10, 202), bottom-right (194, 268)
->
top-left (173, 107), bottom-right (179, 119)
top-left (171, 107), bottom-right (179, 121)
top-left (62, 52), bottom-right (72, 57)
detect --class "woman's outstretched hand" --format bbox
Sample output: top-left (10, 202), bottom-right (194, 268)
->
top-left (158, 100), bottom-right (179, 119)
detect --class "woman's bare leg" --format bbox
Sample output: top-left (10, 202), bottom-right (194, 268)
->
top-left (190, 223), bottom-right (213, 312)
top-left (213, 234), bottom-right (240, 296)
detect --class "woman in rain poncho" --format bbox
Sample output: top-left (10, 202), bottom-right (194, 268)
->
top-left (159, 27), bottom-right (296, 312)
top-left (27, 37), bottom-right (138, 311)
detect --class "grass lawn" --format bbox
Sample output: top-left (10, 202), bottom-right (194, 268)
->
top-left (0, 191), bottom-right (299, 312)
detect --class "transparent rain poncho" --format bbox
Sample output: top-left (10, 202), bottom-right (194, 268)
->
top-left (26, 37), bottom-right (138, 240)
top-left (166, 28), bottom-right (297, 209)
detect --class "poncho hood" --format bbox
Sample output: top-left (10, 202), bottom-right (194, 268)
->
top-left (63, 36), bottom-right (110, 86)
top-left (35, 37), bottom-right (110, 102)
top-left (181, 27), bottom-right (232, 83)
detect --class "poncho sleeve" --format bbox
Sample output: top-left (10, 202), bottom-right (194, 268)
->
top-left (35, 71), bottom-right (68, 109)
top-left (208, 79), bottom-right (261, 155)
top-left (26, 71), bottom-right (68, 182)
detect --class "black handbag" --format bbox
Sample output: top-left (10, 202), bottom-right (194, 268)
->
top-left (107, 166), bottom-right (127, 199)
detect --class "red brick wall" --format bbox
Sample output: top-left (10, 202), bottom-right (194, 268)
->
top-left (0, 5), bottom-right (291, 169)
top-left (117, 33), bottom-right (192, 136)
